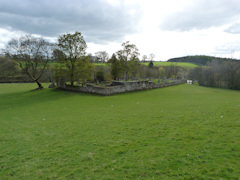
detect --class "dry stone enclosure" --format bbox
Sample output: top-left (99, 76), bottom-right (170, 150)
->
top-left (57, 80), bottom-right (186, 96)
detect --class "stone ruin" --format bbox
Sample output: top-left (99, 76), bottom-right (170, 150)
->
top-left (56, 79), bottom-right (186, 96)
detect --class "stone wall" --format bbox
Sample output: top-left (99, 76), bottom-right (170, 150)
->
top-left (57, 80), bottom-right (186, 96)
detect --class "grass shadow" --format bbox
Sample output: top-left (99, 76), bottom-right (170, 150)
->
top-left (0, 88), bottom-right (77, 111)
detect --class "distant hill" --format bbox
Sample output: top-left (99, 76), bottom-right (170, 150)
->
top-left (167, 55), bottom-right (239, 65)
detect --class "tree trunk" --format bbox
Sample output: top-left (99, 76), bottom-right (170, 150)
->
top-left (70, 70), bottom-right (74, 86)
top-left (35, 79), bottom-right (43, 89)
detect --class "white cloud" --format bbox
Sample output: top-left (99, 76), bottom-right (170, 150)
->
top-left (0, 28), bottom-right (25, 49)
top-left (225, 22), bottom-right (240, 34)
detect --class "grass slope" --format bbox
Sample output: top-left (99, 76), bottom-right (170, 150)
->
top-left (0, 84), bottom-right (239, 179)
top-left (141, 61), bottom-right (199, 68)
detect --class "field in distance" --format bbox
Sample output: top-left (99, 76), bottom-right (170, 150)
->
top-left (141, 61), bottom-right (200, 68)
top-left (0, 83), bottom-right (239, 179)
top-left (49, 61), bottom-right (199, 68)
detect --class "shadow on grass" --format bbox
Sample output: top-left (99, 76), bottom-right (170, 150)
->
top-left (0, 88), bottom-right (95, 111)
top-left (0, 84), bottom-right (188, 112)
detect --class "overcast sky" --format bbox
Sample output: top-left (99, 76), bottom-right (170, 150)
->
top-left (0, 0), bottom-right (240, 60)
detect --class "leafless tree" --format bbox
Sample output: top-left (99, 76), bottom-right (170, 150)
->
top-left (149, 53), bottom-right (155, 61)
top-left (95, 51), bottom-right (109, 63)
top-left (142, 55), bottom-right (148, 62)
top-left (4, 34), bottom-right (55, 88)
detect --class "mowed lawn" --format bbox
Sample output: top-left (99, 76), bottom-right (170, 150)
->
top-left (0, 83), bottom-right (239, 179)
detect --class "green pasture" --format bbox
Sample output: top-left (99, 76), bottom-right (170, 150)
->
top-left (141, 61), bottom-right (200, 68)
top-left (47, 61), bottom-right (199, 68)
top-left (93, 61), bottom-right (199, 68)
top-left (0, 83), bottom-right (239, 179)
top-left (93, 63), bottom-right (107, 66)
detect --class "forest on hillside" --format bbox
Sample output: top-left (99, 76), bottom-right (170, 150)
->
top-left (189, 60), bottom-right (240, 90)
top-left (168, 55), bottom-right (240, 65)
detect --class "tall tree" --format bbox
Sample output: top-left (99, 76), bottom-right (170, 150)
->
top-left (76, 56), bottom-right (95, 82)
top-left (4, 34), bottom-right (54, 88)
top-left (129, 56), bottom-right (140, 79)
top-left (142, 55), bottom-right (148, 62)
top-left (116, 41), bottom-right (140, 80)
top-left (56, 32), bottom-right (87, 86)
top-left (108, 53), bottom-right (122, 80)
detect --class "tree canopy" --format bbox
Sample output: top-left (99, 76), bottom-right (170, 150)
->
top-left (108, 53), bottom-right (122, 80)
top-left (116, 41), bottom-right (140, 80)
top-left (55, 31), bottom-right (92, 86)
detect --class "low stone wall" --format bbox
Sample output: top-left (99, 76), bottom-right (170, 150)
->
top-left (57, 80), bottom-right (186, 96)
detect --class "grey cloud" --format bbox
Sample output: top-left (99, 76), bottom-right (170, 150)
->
top-left (0, 0), bottom-right (142, 43)
top-left (160, 0), bottom-right (240, 31)
top-left (225, 22), bottom-right (240, 34)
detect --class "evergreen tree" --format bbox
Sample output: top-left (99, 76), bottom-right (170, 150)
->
top-left (108, 53), bottom-right (122, 80)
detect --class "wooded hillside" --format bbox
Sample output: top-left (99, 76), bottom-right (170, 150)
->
top-left (168, 55), bottom-right (239, 65)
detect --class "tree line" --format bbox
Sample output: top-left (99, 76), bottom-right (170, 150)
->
top-left (189, 60), bottom-right (240, 90)
top-left (168, 55), bottom-right (240, 65)
top-left (1, 32), bottom-right (187, 89)
top-left (2, 31), bottom-right (238, 91)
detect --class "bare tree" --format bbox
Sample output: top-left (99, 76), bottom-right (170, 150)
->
top-left (4, 34), bottom-right (54, 89)
top-left (142, 55), bottom-right (148, 62)
top-left (149, 53), bottom-right (155, 61)
top-left (95, 51), bottom-right (109, 63)
top-left (87, 53), bottom-right (97, 63)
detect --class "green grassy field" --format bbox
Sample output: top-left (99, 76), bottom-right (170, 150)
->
top-left (93, 61), bottom-right (199, 68)
top-left (48, 61), bottom-right (199, 68)
top-left (93, 63), bottom-right (107, 66)
top-left (141, 62), bottom-right (200, 68)
top-left (0, 83), bottom-right (239, 179)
